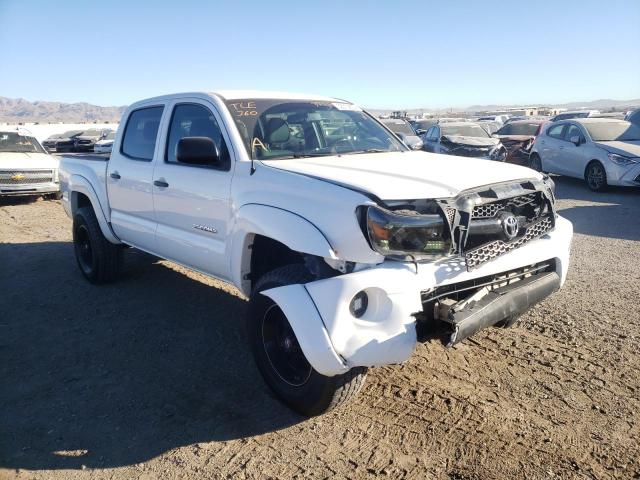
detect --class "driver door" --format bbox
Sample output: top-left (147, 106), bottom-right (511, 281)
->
top-left (152, 99), bottom-right (235, 280)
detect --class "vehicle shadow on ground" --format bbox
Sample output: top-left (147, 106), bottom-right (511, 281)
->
top-left (0, 241), bottom-right (302, 471)
top-left (553, 176), bottom-right (640, 241)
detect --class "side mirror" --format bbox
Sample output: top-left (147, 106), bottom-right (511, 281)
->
top-left (176, 137), bottom-right (220, 166)
top-left (416, 129), bottom-right (427, 135)
top-left (569, 135), bottom-right (582, 146)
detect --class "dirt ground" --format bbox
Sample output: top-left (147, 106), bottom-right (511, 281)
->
top-left (0, 177), bottom-right (639, 480)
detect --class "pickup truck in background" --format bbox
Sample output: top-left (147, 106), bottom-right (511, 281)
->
top-left (59, 91), bottom-right (573, 416)
top-left (1, 128), bottom-right (60, 198)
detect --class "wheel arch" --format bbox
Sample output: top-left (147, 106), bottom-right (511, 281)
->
top-left (229, 204), bottom-right (338, 295)
top-left (69, 175), bottom-right (121, 244)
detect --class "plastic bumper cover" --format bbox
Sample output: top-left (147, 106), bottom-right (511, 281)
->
top-left (263, 215), bottom-right (573, 376)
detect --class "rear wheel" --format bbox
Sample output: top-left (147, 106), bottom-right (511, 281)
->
top-left (585, 161), bottom-right (607, 192)
top-left (73, 206), bottom-right (123, 284)
top-left (247, 264), bottom-right (367, 416)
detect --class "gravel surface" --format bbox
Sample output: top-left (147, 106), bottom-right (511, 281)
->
top-left (0, 177), bottom-right (639, 480)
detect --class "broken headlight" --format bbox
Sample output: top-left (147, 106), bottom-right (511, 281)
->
top-left (364, 206), bottom-right (451, 260)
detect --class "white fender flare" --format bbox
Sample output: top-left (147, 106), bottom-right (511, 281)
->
top-left (261, 283), bottom-right (349, 376)
top-left (68, 175), bottom-right (121, 244)
top-left (229, 203), bottom-right (337, 295)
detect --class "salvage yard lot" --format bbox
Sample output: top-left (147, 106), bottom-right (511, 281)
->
top-left (0, 177), bottom-right (639, 480)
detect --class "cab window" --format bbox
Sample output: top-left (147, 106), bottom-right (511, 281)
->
top-left (165, 103), bottom-right (230, 170)
top-left (121, 106), bottom-right (164, 161)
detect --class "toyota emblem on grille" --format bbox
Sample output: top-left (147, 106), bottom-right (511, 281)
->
top-left (501, 213), bottom-right (519, 240)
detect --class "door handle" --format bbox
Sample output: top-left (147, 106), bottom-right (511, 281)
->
top-left (110, 172), bottom-right (121, 180)
top-left (153, 180), bottom-right (169, 188)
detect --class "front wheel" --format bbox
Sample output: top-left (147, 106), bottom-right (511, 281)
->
top-left (247, 265), bottom-right (367, 416)
top-left (585, 161), bottom-right (607, 192)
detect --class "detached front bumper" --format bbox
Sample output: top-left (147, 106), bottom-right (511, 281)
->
top-left (263, 216), bottom-right (573, 376)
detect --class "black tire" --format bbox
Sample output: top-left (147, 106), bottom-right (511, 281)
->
top-left (585, 161), bottom-right (608, 192)
top-left (247, 264), bottom-right (367, 416)
top-left (529, 153), bottom-right (543, 172)
top-left (73, 206), bottom-right (123, 284)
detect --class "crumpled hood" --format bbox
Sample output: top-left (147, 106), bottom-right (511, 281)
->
top-left (263, 151), bottom-right (542, 200)
top-left (442, 135), bottom-right (500, 147)
top-left (595, 140), bottom-right (640, 157)
top-left (0, 152), bottom-right (59, 170)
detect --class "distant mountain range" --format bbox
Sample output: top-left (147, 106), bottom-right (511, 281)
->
top-left (1, 96), bottom-right (638, 123)
top-left (0, 97), bottom-right (125, 123)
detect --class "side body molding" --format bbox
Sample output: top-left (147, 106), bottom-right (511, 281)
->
top-left (68, 174), bottom-right (121, 244)
top-left (229, 203), bottom-right (337, 294)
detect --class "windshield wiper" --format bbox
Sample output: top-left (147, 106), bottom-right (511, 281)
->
top-left (341, 149), bottom-right (390, 155)
top-left (292, 152), bottom-right (334, 158)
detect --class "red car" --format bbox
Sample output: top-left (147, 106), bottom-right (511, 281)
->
top-left (493, 120), bottom-right (548, 166)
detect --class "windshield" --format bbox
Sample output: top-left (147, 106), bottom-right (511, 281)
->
top-left (0, 132), bottom-right (46, 154)
top-left (80, 129), bottom-right (102, 137)
top-left (104, 131), bottom-right (116, 140)
top-left (584, 121), bottom-right (640, 141)
top-left (441, 124), bottom-right (490, 138)
top-left (381, 120), bottom-right (416, 136)
top-left (224, 99), bottom-right (406, 160)
top-left (498, 122), bottom-right (541, 136)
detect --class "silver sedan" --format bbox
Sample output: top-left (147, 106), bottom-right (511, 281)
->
top-left (530, 118), bottom-right (640, 191)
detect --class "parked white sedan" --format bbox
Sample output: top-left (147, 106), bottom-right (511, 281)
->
top-left (93, 130), bottom-right (116, 153)
top-left (530, 118), bottom-right (640, 191)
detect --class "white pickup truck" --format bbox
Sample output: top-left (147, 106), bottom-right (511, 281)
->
top-left (60, 91), bottom-right (573, 416)
top-left (1, 128), bottom-right (60, 197)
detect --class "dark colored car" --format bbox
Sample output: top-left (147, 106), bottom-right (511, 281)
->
top-left (42, 130), bottom-right (82, 152)
top-left (56, 129), bottom-right (111, 153)
top-left (492, 120), bottom-right (548, 165)
top-left (421, 122), bottom-right (507, 161)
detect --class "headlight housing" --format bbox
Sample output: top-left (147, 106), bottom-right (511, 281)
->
top-left (608, 152), bottom-right (638, 166)
top-left (364, 206), bottom-right (451, 260)
top-left (489, 145), bottom-right (507, 161)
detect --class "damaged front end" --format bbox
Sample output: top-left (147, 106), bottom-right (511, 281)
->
top-left (497, 136), bottom-right (536, 166)
top-left (376, 177), bottom-right (560, 346)
top-left (417, 260), bottom-right (560, 346)
top-left (442, 135), bottom-right (507, 161)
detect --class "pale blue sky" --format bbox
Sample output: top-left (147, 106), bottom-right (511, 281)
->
top-left (1, 0), bottom-right (639, 109)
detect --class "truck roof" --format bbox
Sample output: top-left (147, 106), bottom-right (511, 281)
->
top-left (127, 90), bottom-right (344, 110)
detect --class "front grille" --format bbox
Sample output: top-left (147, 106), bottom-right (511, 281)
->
top-left (472, 193), bottom-right (537, 218)
top-left (0, 170), bottom-right (54, 185)
top-left (450, 146), bottom-right (491, 158)
top-left (465, 216), bottom-right (553, 269)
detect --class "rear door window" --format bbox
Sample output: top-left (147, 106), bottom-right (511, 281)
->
top-left (121, 106), bottom-right (164, 161)
top-left (547, 123), bottom-right (566, 140)
top-left (564, 124), bottom-right (584, 142)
